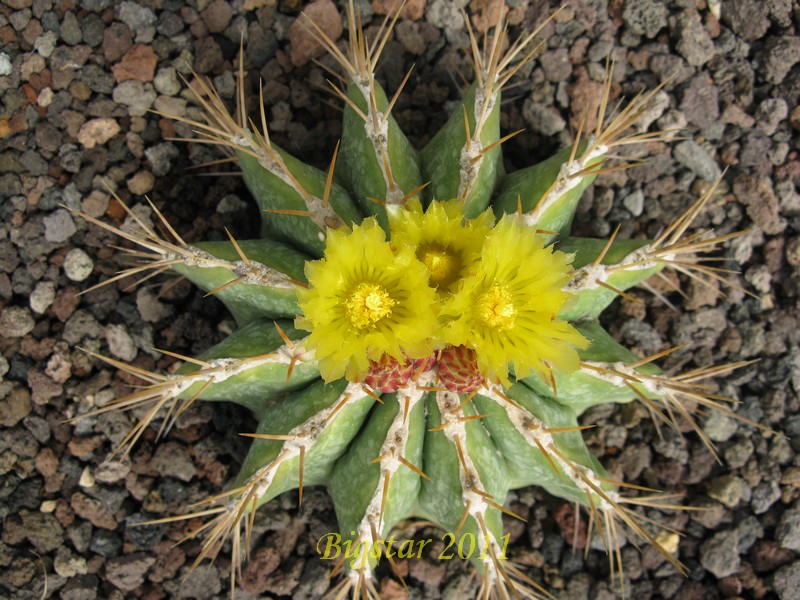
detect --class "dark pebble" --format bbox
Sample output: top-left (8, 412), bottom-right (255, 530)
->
top-left (90, 528), bottom-right (123, 558)
top-left (124, 513), bottom-right (168, 550)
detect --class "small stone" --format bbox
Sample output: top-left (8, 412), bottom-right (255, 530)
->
top-left (172, 563), bottom-right (221, 598)
top-left (150, 442), bottom-right (197, 482)
top-left (125, 513), bottom-right (168, 550)
top-left (372, 0), bottom-right (426, 21)
top-left (755, 98), bottom-right (788, 135)
top-left (63, 309), bottom-right (103, 345)
top-left (0, 386), bottom-right (32, 427)
top-left (127, 170), bottom-right (155, 195)
top-left (113, 80), bottom-right (157, 116)
top-left (522, 100), bottom-right (566, 136)
top-left (240, 547), bottom-right (281, 595)
top-left (60, 11), bottom-right (82, 45)
top-left (634, 89), bottom-right (670, 132)
top-left (21, 511), bottom-right (64, 553)
top-left (51, 287), bottom-right (80, 323)
top-left (721, 0), bottom-right (769, 42)
top-left (776, 507), bottom-right (800, 551)
top-left (71, 492), bottom-right (117, 530)
top-left (567, 70), bottom-right (604, 132)
top-left (0, 53), bottom-right (11, 76)
top-left (702, 410), bottom-right (738, 442)
top-left (144, 143), bottom-right (179, 176)
top-left (44, 351), bottom-right (70, 384)
top-left (0, 306), bottom-right (35, 337)
top-left (103, 22), bottom-right (133, 63)
top-left (700, 529), bottom-right (740, 578)
top-left (774, 561), bottom-right (800, 600)
top-left (105, 323), bottom-right (137, 361)
top-left (193, 36), bottom-right (224, 74)
top-left (708, 475), bottom-right (748, 508)
top-left (622, 0), bottom-right (667, 38)
top-left (81, 12), bottom-right (106, 47)
top-left (60, 574), bottom-right (99, 600)
top-left (655, 530), bottom-right (680, 555)
top-left (153, 66), bottom-right (180, 96)
top-left (105, 553), bottom-right (156, 592)
top-left (117, 1), bottom-right (156, 31)
top-left (21, 53), bottom-right (46, 81)
top-left (28, 370), bottom-right (63, 405)
top-left (136, 287), bottom-right (173, 322)
top-left (288, 0), bottom-right (343, 67)
top-left (24, 415), bottom-right (51, 443)
top-left (733, 174), bottom-right (786, 235)
top-left (539, 48), bottom-right (572, 82)
top-left (55, 546), bottom-right (88, 578)
top-left (721, 103), bottom-right (755, 129)
top-left (94, 456), bottom-right (131, 484)
top-left (680, 74), bottom-right (719, 129)
top-left (752, 481), bottom-right (782, 514)
top-left (28, 281), bottom-right (56, 315)
top-left (91, 530), bottom-right (123, 558)
top-left (37, 87), bottom-right (54, 107)
top-left (790, 106), bottom-right (800, 131)
top-left (761, 36), bottom-right (800, 85)
top-left (622, 189), bottom-right (644, 216)
top-left (0, 240), bottom-right (20, 273)
top-left (217, 194), bottom-right (248, 213)
top-left (81, 190), bottom-right (110, 218)
top-left (112, 44), bottom-right (158, 83)
top-left (394, 20), bottom-right (426, 55)
top-left (201, 0), bottom-right (234, 34)
top-left (673, 140), bottom-right (721, 182)
top-left (44, 208), bottom-right (77, 243)
top-left (675, 9), bottom-right (715, 67)
top-left (751, 540), bottom-right (794, 572)
top-left (34, 31), bottom-right (58, 58)
top-left (63, 248), bottom-right (94, 282)
top-left (79, 467), bottom-right (95, 488)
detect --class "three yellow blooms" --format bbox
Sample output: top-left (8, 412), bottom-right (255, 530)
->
top-left (295, 199), bottom-right (588, 388)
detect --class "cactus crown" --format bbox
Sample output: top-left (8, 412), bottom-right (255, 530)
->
top-left (71, 2), bottom-right (763, 598)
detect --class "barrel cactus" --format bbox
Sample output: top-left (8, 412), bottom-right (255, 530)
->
top-left (71, 3), bottom-right (758, 598)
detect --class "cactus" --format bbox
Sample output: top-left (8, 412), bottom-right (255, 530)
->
top-left (71, 3), bottom-right (763, 599)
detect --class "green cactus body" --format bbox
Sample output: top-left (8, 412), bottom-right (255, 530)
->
top-left (74, 3), bottom-right (760, 598)
top-left (420, 82), bottom-right (503, 218)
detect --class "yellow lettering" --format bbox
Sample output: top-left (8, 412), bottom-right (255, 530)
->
top-left (317, 533), bottom-right (341, 560)
top-left (397, 539), bottom-right (416, 559)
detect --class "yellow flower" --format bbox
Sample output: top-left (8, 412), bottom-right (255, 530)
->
top-left (387, 198), bottom-right (493, 293)
top-left (441, 215), bottom-right (588, 385)
top-left (296, 219), bottom-right (439, 382)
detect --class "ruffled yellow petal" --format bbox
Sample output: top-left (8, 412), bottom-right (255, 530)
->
top-left (296, 218), bottom-right (439, 382)
top-left (387, 198), bottom-right (493, 293)
top-left (441, 215), bottom-right (588, 385)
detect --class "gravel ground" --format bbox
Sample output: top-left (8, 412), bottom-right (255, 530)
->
top-left (1, 0), bottom-right (799, 598)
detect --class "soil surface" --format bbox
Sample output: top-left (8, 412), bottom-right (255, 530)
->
top-left (1, 0), bottom-right (799, 599)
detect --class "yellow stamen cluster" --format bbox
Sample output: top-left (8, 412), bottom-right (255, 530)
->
top-left (297, 201), bottom-right (587, 386)
top-left (345, 283), bottom-right (396, 330)
top-left (476, 284), bottom-right (517, 331)
top-left (419, 244), bottom-right (460, 289)
top-left (387, 198), bottom-right (492, 295)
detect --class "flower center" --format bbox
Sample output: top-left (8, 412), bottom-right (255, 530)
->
top-left (345, 282), bottom-right (395, 329)
top-left (476, 284), bottom-right (517, 331)
top-left (418, 244), bottom-right (460, 289)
